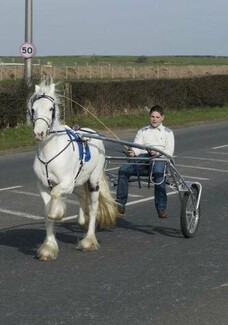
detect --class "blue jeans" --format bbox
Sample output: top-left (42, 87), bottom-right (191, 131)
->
top-left (116, 159), bottom-right (167, 210)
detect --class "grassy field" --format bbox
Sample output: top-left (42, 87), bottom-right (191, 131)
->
top-left (0, 106), bottom-right (227, 151)
top-left (1, 55), bottom-right (228, 67)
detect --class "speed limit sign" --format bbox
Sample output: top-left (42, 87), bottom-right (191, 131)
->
top-left (20, 42), bottom-right (36, 58)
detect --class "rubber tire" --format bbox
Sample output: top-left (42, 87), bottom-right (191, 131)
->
top-left (180, 184), bottom-right (200, 238)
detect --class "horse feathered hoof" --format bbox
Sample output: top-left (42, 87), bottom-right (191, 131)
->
top-left (37, 254), bottom-right (55, 261)
top-left (37, 251), bottom-right (58, 261)
top-left (76, 235), bottom-right (100, 251)
top-left (37, 242), bottom-right (58, 261)
top-left (76, 244), bottom-right (99, 252)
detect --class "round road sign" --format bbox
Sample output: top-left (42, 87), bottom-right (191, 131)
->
top-left (20, 42), bottom-right (36, 58)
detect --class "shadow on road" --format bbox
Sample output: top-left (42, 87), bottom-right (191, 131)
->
top-left (115, 217), bottom-right (183, 238)
top-left (0, 216), bottom-right (183, 258)
top-left (0, 222), bottom-right (84, 257)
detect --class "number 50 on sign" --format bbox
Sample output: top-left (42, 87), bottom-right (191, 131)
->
top-left (20, 42), bottom-right (36, 58)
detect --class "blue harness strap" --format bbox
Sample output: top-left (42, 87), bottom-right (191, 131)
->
top-left (66, 128), bottom-right (91, 162)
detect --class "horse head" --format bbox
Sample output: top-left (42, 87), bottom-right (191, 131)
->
top-left (29, 79), bottom-right (59, 141)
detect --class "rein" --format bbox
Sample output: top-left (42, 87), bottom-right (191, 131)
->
top-left (59, 94), bottom-right (129, 150)
top-left (49, 127), bottom-right (98, 136)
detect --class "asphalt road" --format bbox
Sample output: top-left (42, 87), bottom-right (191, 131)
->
top-left (0, 120), bottom-right (227, 325)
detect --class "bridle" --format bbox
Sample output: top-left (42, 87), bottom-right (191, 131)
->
top-left (30, 93), bottom-right (56, 130)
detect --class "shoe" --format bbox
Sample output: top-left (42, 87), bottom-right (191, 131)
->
top-left (157, 208), bottom-right (168, 218)
top-left (117, 206), bottom-right (125, 216)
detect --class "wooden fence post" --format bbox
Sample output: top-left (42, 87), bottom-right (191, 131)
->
top-left (63, 83), bottom-right (73, 122)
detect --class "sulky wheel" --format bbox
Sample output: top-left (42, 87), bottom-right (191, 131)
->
top-left (180, 184), bottom-right (201, 238)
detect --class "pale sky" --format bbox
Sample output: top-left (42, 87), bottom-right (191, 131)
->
top-left (1, 0), bottom-right (228, 57)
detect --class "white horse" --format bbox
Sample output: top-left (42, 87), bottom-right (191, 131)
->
top-left (28, 78), bottom-right (118, 261)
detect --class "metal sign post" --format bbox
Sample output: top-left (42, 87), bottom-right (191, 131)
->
top-left (24, 0), bottom-right (33, 87)
top-left (20, 0), bottom-right (36, 124)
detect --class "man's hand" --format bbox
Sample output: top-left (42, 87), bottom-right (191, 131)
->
top-left (127, 148), bottom-right (136, 157)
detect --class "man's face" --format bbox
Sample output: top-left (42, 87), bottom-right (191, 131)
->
top-left (149, 111), bottom-right (164, 128)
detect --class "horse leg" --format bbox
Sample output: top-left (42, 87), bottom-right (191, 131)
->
top-left (37, 189), bottom-right (59, 261)
top-left (37, 218), bottom-right (59, 261)
top-left (76, 189), bottom-right (100, 251)
top-left (73, 185), bottom-right (89, 227)
top-left (48, 181), bottom-right (74, 221)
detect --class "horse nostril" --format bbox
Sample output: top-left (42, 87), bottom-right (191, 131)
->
top-left (34, 131), bottom-right (44, 140)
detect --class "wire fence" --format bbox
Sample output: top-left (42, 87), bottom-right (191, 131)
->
top-left (1, 64), bottom-right (228, 81)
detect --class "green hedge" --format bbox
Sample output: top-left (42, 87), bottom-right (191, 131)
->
top-left (71, 75), bottom-right (228, 116)
top-left (0, 81), bottom-right (29, 128)
top-left (0, 75), bottom-right (227, 129)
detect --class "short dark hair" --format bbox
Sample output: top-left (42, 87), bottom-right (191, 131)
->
top-left (149, 105), bottom-right (164, 116)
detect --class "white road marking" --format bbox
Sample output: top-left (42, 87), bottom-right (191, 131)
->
top-left (178, 156), bottom-right (228, 163)
top-left (212, 144), bottom-right (228, 149)
top-left (181, 175), bottom-right (210, 181)
top-left (126, 191), bottom-right (177, 206)
top-left (12, 190), bottom-right (40, 197)
top-left (106, 167), bottom-right (118, 171)
top-left (214, 283), bottom-right (228, 290)
top-left (11, 190), bottom-right (79, 205)
top-left (0, 160), bottom-right (212, 221)
top-left (65, 199), bottom-right (79, 205)
top-left (206, 151), bottom-right (228, 155)
top-left (60, 215), bottom-right (78, 222)
top-left (0, 208), bottom-right (78, 222)
top-left (176, 164), bottom-right (228, 173)
top-left (0, 208), bottom-right (44, 220)
top-left (128, 193), bottom-right (143, 197)
top-left (220, 283), bottom-right (228, 287)
top-left (0, 186), bottom-right (23, 192)
top-left (110, 190), bottom-right (142, 198)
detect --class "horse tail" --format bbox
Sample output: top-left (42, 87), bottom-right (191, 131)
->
top-left (96, 171), bottom-right (118, 227)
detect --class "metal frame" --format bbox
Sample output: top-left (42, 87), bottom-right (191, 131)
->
top-left (105, 155), bottom-right (202, 211)
top-left (79, 130), bottom-right (202, 210)
top-left (79, 130), bottom-right (202, 227)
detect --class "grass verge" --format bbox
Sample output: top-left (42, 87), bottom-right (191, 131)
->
top-left (72, 106), bottom-right (228, 130)
top-left (0, 106), bottom-right (227, 151)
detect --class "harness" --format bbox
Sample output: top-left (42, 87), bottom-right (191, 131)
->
top-left (31, 94), bottom-right (91, 189)
top-left (37, 128), bottom-right (91, 189)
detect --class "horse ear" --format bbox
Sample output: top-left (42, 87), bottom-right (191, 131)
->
top-left (35, 85), bottom-right (40, 93)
